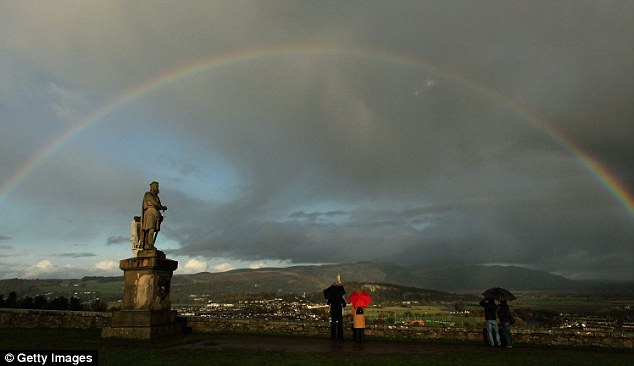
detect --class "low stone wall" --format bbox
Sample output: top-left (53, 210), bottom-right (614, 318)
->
top-left (186, 318), bottom-right (634, 349)
top-left (1, 309), bottom-right (632, 349)
top-left (511, 328), bottom-right (633, 350)
top-left (186, 317), bottom-right (328, 337)
top-left (0, 308), bottom-right (111, 329)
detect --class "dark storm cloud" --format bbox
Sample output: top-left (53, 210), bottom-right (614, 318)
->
top-left (159, 1), bottom-right (632, 280)
top-left (170, 174), bottom-right (634, 279)
top-left (1, 1), bottom-right (632, 280)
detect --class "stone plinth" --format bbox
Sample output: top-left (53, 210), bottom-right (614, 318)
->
top-left (102, 310), bottom-right (183, 339)
top-left (102, 250), bottom-right (183, 339)
top-left (119, 249), bottom-right (177, 311)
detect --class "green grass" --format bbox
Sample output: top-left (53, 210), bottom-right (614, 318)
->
top-left (1, 328), bottom-right (632, 366)
top-left (364, 305), bottom-right (482, 326)
top-left (512, 294), bottom-right (618, 313)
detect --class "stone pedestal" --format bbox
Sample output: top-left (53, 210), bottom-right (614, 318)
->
top-left (102, 250), bottom-right (183, 339)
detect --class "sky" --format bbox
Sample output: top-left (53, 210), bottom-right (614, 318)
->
top-left (1, 1), bottom-right (633, 282)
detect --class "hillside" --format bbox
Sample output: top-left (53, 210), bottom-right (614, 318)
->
top-left (2, 263), bottom-right (626, 303)
top-left (201, 262), bottom-right (578, 292)
top-left (168, 262), bottom-right (600, 300)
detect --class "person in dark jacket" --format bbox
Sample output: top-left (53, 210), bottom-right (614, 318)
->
top-left (497, 300), bottom-right (513, 348)
top-left (328, 293), bottom-right (346, 341)
top-left (480, 297), bottom-right (501, 347)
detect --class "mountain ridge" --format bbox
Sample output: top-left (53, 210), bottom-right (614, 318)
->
top-left (173, 262), bottom-right (601, 293)
top-left (2, 263), bottom-right (629, 300)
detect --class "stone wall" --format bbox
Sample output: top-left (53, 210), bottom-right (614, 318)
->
top-left (0, 308), bottom-right (111, 329)
top-left (186, 317), bottom-right (634, 349)
top-left (1, 309), bottom-right (632, 349)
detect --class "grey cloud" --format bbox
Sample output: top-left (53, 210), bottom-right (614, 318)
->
top-left (289, 211), bottom-right (349, 221)
top-left (0, 244), bottom-right (13, 254)
top-left (106, 236), bottom-right (129, 245)
top-left (171, 187), bottom-right (633, 280)
top-left (1, 1), bottom-right (632, 280)
top-left (51, 253), bottom-right (98, 258)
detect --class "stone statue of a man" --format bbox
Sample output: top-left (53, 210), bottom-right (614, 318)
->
top-left (141, 181), bottom-right (167, 250)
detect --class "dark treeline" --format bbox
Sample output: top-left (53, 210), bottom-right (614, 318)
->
top-left (0, 291), bottom-right (108, 312)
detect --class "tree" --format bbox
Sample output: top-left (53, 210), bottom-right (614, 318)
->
top-left (69, 297), bottom-right (84, 311)
top-left (89, 298), bottom-right (108, 312)
top-left (33, 295), bottom-right (48, 309)
top-left (48, 296), bottom-right (69, 310)
top-left (6, 292), bottom-right (18, 308)
top-left (19, 296), bottom-right (34, 309)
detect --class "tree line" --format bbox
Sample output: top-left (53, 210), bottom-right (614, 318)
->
top-left (0, 291), bottom-right (108, 312)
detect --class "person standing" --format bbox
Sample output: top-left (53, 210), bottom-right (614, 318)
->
top-left (328, 292), bottom-right (346, 341)
top-left (352, 305), bottom-right (366, 342)
top-left (497, 300), bottom-right (513, 348)
top-left (480, 297), bottom-right (501, 347)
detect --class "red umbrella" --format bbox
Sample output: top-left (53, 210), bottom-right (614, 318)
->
top-left (348, 291), bottom-right (372, 308)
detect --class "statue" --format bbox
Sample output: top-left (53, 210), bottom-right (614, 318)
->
top-left (130, 216), bottom-right (142, 256)
top-left (134, 181), bottom-right (167, 252)
top-left (105, 181), bottom-right (180, 339)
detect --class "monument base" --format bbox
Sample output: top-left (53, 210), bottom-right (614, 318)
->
top-left (101, 249), bottom-right (184, 339)
top-left (102, 310), bottom-right (185, 339)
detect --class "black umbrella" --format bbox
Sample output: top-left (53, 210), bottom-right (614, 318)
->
top-left (482, 287), bottom-right (516, 301)
top-left (323, 284), bottom-right (346, 301)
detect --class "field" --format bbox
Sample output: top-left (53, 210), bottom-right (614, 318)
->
top-left (512, 293), bottom-right (628, 313)
top-left (363, 305), bottom-right (482, 327)
top-left (0, 328), bottom-right (632, 366)
top-left (356, 290), bottom-right (634, 330)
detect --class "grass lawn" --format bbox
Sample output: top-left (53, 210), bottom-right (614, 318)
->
top-left (1, 328), bottom-right (632, 366)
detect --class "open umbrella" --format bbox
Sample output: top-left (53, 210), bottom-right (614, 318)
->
top-left (323, 284), bottom-right (346, 301)
top-left (482, 287), bottom-right (516, 301)
top-left (348, 291), bottom-right (372, 308)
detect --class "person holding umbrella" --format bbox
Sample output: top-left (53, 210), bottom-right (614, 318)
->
top-left (479, 297), bottom-right (501, 347)
top-left (352, 306), bottom-right (365, 342)
top-left (324, 275), bottom-right (346, 341)
top-left (349, 291), bottom-right (372, 342)
top-left (481, 287), bottom-right (516, 348)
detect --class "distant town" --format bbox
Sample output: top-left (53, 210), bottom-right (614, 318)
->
top-left (171, 293), bottom-right (634, 333)
top-left (2, 273), bottom-right (633, 334)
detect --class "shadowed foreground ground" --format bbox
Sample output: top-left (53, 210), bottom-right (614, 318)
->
top-left (1, 329), bottom-right (632, 366)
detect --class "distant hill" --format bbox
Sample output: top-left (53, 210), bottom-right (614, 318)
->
top-left (334, 282), bottom-right (479, 304)
top-left (2, 263), bottom-right (629, 303)
top-left (168, 262), bottom-right (592, 298)
top-left (0, 277), bottom-right (124, 303)
top-left (406, 264), bottom-right (577, 291)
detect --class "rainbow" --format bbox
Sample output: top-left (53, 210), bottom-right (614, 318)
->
top-left (2, 43), bottom-right (633, 218)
